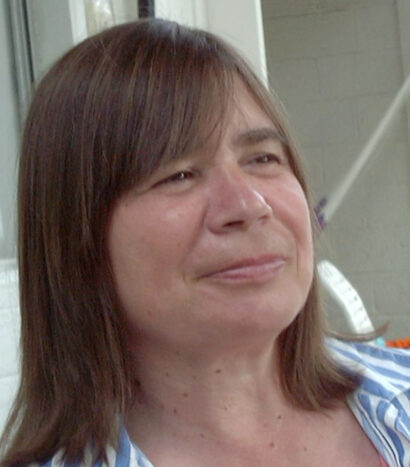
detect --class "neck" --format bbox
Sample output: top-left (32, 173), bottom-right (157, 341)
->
top-left (125, 335), bottom-right (293, 447)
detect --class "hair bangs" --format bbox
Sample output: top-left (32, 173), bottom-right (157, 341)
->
top-left (96, 22), bottom-right (236, 200)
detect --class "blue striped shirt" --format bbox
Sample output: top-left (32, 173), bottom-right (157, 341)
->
top-left (35, 427), bottom-right (154, 467)
top-left (328, 339), bottom-right (410, 467)
top-left (38, 339), bottom-right (410, 466)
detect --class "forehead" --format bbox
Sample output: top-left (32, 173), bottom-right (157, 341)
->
top-left (187, 78), bottom-right (275, 145)
top-left (227, 78), bottom-right (272, 124)
top-left (228, 81), bottom-right (282, 136)
top-left (199, 81), bottom-right (288, 155)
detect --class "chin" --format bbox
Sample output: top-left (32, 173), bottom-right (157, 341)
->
top-left (218, 298), bottom-right (303, 338)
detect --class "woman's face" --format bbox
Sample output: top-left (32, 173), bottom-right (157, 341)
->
top-left (107, 81), bottom-right (314, 351)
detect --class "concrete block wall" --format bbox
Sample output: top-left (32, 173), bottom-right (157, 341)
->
top-left (262, 0), bottom-right (410, 339)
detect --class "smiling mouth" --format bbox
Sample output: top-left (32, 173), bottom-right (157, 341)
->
top-left (203, 255), bottom-right (286, 283)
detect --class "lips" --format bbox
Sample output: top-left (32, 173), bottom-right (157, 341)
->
top-left (202, 255), bottom-right (286, 282)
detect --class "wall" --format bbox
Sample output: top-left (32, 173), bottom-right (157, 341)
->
top-left (262, 0), bottom-right (410, 338)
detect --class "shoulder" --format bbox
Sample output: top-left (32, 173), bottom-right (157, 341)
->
top-left (34, 427), bottom-right (154, 467)
top-left (327, 338), bottom-right (410, 467)
top-left (327, 338), bottom-right (410, 384)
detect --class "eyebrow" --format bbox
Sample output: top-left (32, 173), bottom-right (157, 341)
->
top-left (232, 127), bottom-right (288, 147)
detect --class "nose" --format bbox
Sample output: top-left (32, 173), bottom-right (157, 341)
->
top-left (205, 166), bottom-right (273, 234)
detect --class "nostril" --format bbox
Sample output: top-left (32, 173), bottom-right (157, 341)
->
top-left (224, 220), bottom-right (245, 229)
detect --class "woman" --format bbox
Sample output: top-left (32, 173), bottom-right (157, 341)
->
top-left (1, 19), bottom-right (409, 467)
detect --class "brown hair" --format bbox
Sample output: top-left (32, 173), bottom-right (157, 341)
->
top-left (0, 19), bottom-right (358, 466)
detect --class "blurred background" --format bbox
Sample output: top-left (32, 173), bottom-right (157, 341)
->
top-left (262, 0), bottom-right (410, 341)
top-left (1, 0), bottom-right (410, 432)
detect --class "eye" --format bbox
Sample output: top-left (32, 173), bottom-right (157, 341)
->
top-left (154, 170), bottom-right (196, 187)
top-left (251, 153), bottom-right (282, 165)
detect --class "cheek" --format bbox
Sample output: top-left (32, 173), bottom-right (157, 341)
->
top-left (271, 177), bottom-right (314, 275)
top-left (275, 179), bottom-right (312, 239)
top-left (107, 200), bottom-right (202, 341)
top-left (108, 210), bottom-right (169, 282)
top-left (107, 198), bottom-right (199, 299)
